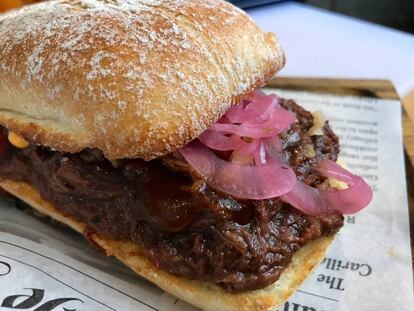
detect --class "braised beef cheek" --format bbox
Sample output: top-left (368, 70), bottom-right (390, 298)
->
top-left (0, 99), bottom-right (343, 292)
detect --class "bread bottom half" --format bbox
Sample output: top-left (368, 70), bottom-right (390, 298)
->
top-left (0, 179), bottom-right (335, 311)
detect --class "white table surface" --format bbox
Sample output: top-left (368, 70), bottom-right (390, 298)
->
top-left (247, 2), bottom-right (414, 97)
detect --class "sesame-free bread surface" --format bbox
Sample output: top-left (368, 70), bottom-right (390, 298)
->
top-left (0, 178), bottom-right (334, 311)
top-left (0, 0), bottom-right (285, 160)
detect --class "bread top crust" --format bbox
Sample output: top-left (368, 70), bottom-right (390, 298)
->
top-left (0, 0), bottom-right (285, 160)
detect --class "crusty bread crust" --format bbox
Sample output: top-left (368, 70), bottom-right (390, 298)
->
top-left (0, 0), bottom-right (284, 160)
top-left (0, 179), bottom-right (334, 311)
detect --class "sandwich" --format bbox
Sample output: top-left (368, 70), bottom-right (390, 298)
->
top-left (0, 1), bottom-right (372, 310)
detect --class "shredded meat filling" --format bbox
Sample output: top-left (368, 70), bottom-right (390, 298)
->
top-left (0, 99), bottom-right (343, 292)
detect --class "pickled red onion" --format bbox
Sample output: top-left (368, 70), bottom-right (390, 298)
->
top-left (225, 93), bottom-right (278, 124)
top-left (180, 140), bottom-right (296, 200)
top-left (179, 90), bottom-right (372, 216)
top-left (254, 142), bottom-right (267, 165)
top-left (264, 136), bottom-right (283, 154)
top-left (210, 123), bottom-right (282, 138)
top-left (199, 130), bottom-right (246, 151)
top-left (280, 180), bottom-right (329, 215)
top-left (313, 159), bottom-right (354, 184)
top-left (233, 140), bottom-right (260, 156)
top-left (281, 159), bottom-right (373, 215)
top-left (315, 159), bottom-right (373, 214)
top-left (179, 90), bottom-right (296, 199)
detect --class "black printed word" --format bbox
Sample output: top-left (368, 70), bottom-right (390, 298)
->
top-left (281, 301), bottom-right (327, 311)
top-left (316, 274), bottom-right (345, 291)
top-left (321, 257), bottom-right (372, 277)
top-left (0, 261), bottom-right (11, 276)
top-left (1, 288), bottom-right (84, 311)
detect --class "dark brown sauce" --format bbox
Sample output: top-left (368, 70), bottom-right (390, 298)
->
top-left (124, 160), bottom-right (203, 232)
top-left (0, 128), bottom-right (255, 233)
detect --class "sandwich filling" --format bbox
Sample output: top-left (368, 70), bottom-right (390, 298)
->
top-left (0, 98), bottom-right (343, 292)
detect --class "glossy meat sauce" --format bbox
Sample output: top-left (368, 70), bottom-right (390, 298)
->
top-left (0, 99), bottom-right (343, 291)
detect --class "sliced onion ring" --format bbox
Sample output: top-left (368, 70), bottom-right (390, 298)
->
top-left (281, 159), bottom-right (373, 215)
top-left (199, 129), bottom-right (246, 151)
top-left (280, 180), bottom-right (330, 216)
top-left (180, 140), bottom-right (296, 200)
top-left (210, 122), bottom-right (285, 139)
top-left (233, 140), bottom-right (260, 156)
top-left (315, 159), bottom-right (373, 214)
top-left (225, 92), bottom-right (277, 124)
top-left (313, 159), bottom-right (354, 184)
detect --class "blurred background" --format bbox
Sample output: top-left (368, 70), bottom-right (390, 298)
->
top-left (2, 0), bottom-right (414, 34)
top-left (229, 0), bottom-right (414, 34)
top-left (231, 0), bottom-right (414, 33)
top-left (2, 1), bottom-right (414, 34)
top-left (301, 0), bottom-right (414, 34)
